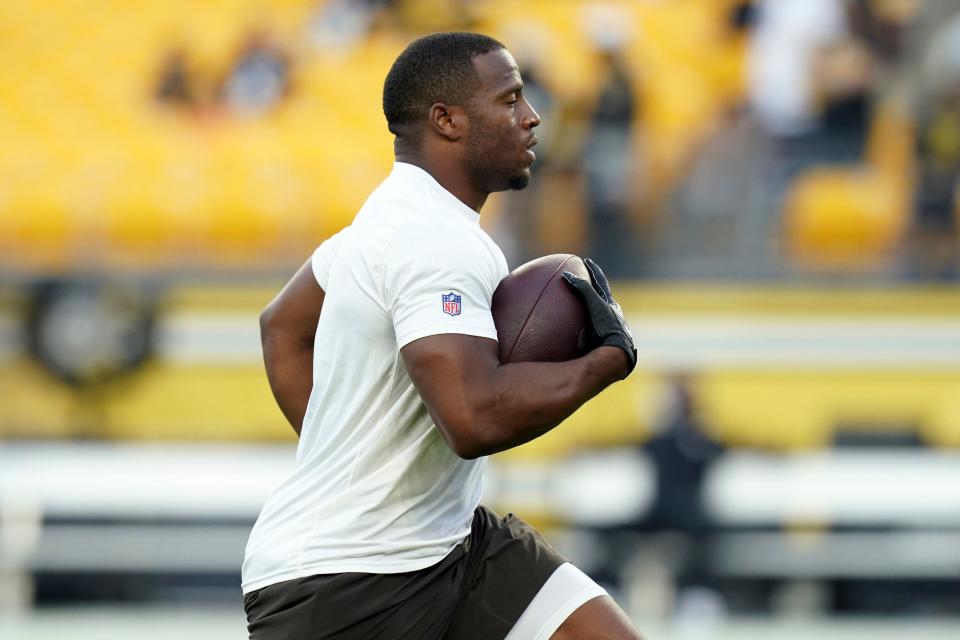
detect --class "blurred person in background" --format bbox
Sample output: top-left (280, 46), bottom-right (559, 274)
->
top-left (154, 46), bottom-right (200, 113)
top-left (642, 375), bottom-right (725, 610)
top-left (644, 376), bottom-right (724, 538)
top-left (582, 40), bottom-right (643, 279)
top-left (242, 32), bottom-right (642, 640)
top-left (910, 9), bottom-right (960, 278)
top-left (220, 30), bottom-right (293, 117)
top-left (749, 0), bottom-right (877, 168)
top-left (306, 0), bottom-right (382, 52)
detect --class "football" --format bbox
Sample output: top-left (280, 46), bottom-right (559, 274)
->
top-left (492, 254), bottom-right (591, 364)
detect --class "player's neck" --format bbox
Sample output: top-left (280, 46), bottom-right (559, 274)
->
top-left (394, 152), bottom-right (488, 213)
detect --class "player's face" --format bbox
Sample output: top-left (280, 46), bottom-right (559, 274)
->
top-left (464, 49), bottom-right (541, 193)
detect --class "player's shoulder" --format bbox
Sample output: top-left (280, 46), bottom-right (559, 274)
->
top-left (359, 170), bottom-right (501, 264)
top-left (393, 210), bottom-right (495, 258)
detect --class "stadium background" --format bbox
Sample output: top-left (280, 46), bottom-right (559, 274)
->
top-left (2, 0), bottom-right (960, 637)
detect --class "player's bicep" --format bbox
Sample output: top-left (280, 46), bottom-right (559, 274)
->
top-left (401, 333), bottom-right (499, 458)
top-left (261, 258), bottom-right (325, 344)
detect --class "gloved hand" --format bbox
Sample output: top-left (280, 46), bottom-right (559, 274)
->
top-left (562, 258), bottom-right (637, 377)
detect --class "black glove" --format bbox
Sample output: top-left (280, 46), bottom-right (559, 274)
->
top-left (562, 258), bottom-right (637, 376)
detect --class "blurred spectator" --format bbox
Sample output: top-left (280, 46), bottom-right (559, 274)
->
top-left (644, 375), bottom-right (724, 535)
top-left (729, 0), bottom-right (759, 31)
top-left (154, 47), bottom-right (199, 112)
top-left (913, 98), bottom-right (960, 278)
top-left (220, 31), bottom-right (292, 117)
top-left (749, 0), bottom-right (876, 163)
top-left (583, 47), bottom-right (642, 277)
top-left (306, 0), bottom-right (380, 52)
top-left (850, 0), bottom-right (922, 64)
top-left (628, 375), bottom-right (726, 613)
top-left (910, 10), bottom-right (960, 278)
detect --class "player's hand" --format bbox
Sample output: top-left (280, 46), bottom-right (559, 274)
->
top-left (561, 258), bottom-right (637, 377)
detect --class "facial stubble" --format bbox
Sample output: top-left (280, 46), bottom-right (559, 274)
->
top-left (464, 109), bottom-right (531, 193)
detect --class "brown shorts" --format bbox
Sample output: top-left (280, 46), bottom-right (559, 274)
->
top-left (243, 505), bottom-right (567, 639)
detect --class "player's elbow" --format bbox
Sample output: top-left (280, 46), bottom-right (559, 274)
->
top-left (259, 304), bottom-right (314, 351)
top-left (431, 411), bottom-right (483, 460)
top-left (441, 413), bottom-right (505, 460)
top-left (259, 304), bottom-right (278, 337)
top-left (452, 441), bottom-right (489, 460)
top-left (451, 441), bottom-right (484, 460)
top-left (442, 424), bottom-right (483, 460)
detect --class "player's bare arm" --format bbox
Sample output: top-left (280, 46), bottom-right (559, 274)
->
top-left (260, 258), bottom-right (324, 435)
top-left (403, 258), bottom-right (636, 459)
top-left (402, 336), bottom-right (627, 458)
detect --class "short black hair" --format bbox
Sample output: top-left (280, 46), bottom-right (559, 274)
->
top-left (383, 32), bottom-right (505, 139)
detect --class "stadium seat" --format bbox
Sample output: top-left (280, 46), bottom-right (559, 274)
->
top-left (784, 167), bottom-right (908, 268)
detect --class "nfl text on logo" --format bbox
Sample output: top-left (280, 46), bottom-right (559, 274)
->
top-left (442, 292), bottom-right (462, 317)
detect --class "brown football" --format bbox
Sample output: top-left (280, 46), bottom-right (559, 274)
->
top-left (492, 254), bottom-right (591, 364)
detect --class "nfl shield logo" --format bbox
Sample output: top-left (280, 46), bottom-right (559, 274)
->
top-left (442, 291), bottom-right (462, 316)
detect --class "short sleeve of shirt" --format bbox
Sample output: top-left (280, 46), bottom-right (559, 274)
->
top-left (311, 226), bottom-right (351, 290)
top-left (384, 222), bottom-right (501, 349)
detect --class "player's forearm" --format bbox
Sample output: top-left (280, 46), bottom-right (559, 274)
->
top-left (459, 347), bottom-right (627, 457)
top-left (261, 320), bottom-right (314, 436)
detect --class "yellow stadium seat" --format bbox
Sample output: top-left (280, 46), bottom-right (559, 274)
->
top-left (784, 167), bottom-right (908, 269)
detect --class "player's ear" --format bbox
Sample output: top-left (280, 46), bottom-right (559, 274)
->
top-left (428, 103), bottom-right (466, 142)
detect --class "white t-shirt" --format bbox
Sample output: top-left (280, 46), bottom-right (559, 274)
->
top-left (242, 162), bottom-right (509, 593)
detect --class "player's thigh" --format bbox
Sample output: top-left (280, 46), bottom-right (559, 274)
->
top-left (549, 594), bottom-right (644, 640)
top-left (442, 507), bottom-right (568, 639)
top-left (444, 507), bottom-right (640, 640)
